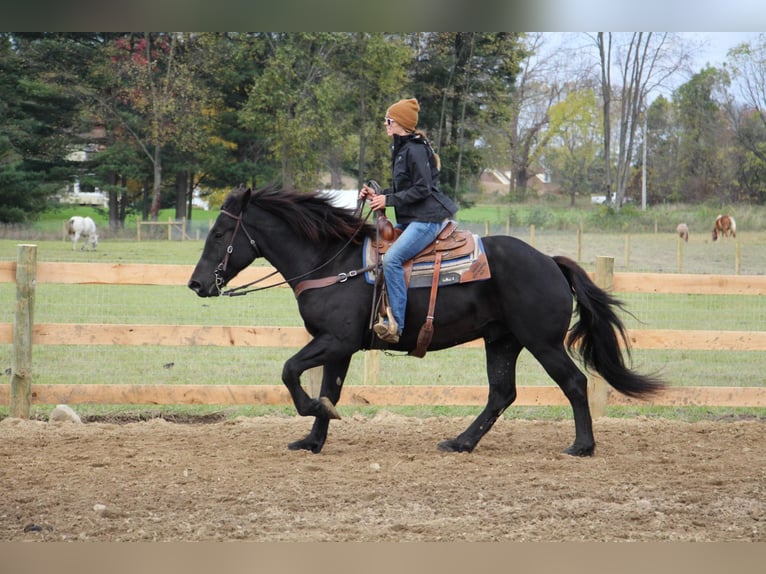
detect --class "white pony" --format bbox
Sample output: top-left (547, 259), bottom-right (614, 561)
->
top-left (66, 216), bottom-right (99, 251)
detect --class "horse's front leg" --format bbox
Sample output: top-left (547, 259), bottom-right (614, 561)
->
top-left (281, 336), bottom-right (352, 451)
top-left (288, 355), bottom-right (352, 453)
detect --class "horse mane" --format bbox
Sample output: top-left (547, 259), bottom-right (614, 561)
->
top-left (248, 184), bottom-right (375, 244)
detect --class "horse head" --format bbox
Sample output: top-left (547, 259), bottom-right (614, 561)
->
top-left (188, 185), bottom-right (260, 297)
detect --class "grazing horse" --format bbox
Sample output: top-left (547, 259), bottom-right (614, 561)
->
top-left (676, 223), bottom-right (689, 242)
top-left (712, 214), bottom-right (736, 241)
top-left (66, 216), bottom-right (99, 251)
top-left (188, 185), bottom-right (665, 456)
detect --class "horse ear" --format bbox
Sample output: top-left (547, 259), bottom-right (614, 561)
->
top-left (225, 184), bottom-right (252, 212)
top-left (235, 185), bottom-right (251, 208)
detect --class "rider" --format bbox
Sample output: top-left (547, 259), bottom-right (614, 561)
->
top-left (359, 98), bottom-right (458, 344)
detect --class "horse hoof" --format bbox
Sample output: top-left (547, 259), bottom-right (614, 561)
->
top-left (563, 444), bottom-right (595, 457)
top-left (319, 396), bottom-right (341, 420)
top-left (437, 439), bottom-right (474, 453)
top-left (288, 437), bottom-right (323, 453)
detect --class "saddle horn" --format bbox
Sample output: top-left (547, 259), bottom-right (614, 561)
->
top-left (366, 179), bottom-right (395, 241)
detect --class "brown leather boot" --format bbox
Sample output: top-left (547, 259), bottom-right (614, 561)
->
top-left (373, 307), bottom-right (400, 343)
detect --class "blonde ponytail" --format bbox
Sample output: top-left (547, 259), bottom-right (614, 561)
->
top-left (414, 131), bottom-right (441, 172)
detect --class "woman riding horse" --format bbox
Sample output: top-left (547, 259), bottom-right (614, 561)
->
top-left (189, 185), bottom-right (665, 456)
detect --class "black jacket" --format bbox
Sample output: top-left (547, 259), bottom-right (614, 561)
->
top-left (382, 134), bottom-right (458, 225)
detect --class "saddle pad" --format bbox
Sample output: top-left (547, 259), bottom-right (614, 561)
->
top-left (363, 234), bottom-right (491, 288)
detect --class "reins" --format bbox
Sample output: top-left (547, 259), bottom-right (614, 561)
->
top-left (215, 200), bottom-right (375, 297)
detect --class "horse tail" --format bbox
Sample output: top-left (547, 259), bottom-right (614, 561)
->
top-left (730, 216), bottom-right (736, 236)
top-left (553, 255), bottom-right (665, 398)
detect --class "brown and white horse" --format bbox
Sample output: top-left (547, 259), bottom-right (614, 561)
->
top-left (712, 214), bottom-right (736, 241)
top-left (676, 223), bottom-right (689, 242)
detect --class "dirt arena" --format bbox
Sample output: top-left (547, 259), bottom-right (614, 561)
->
top-left (1, 413), bottom-right (763, 542)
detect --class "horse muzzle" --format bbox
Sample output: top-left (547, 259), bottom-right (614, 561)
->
top-left (187, 278), bottom-right (219, 298)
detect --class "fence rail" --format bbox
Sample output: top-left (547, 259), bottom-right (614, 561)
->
top-left (3, 246), bottom-right (766, 417)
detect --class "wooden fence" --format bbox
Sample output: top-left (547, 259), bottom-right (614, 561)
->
top-left (136, 217), bottom-right (191, 241)
top-left (2, 244), bottom-right (766, 418)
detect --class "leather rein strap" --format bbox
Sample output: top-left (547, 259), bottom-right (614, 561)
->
top-left (218, 204), bottom-right (375, 298)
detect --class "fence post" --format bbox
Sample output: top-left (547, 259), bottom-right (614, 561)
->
top-left (677, 236), bottom-right (684, 273)
top-left (589, 256), bottom-right (613, 418)
top-left (305, 367), bottom-right (323, 398)
top-left (364, 350), bottom-right (380, 386)
top-left (9, 244), bottom-right (37, 418)
top-left (577, 224), bottom-right (583, 262)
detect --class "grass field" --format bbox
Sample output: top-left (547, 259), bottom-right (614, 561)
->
top-left (2, 224), bottom-right (765, 422)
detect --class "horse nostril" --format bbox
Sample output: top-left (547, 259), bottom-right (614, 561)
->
top-left (188, 279), bottom-right (201, 293)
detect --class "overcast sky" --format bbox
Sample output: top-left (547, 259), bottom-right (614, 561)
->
top-left (686, 32), bottom-right (761, 67)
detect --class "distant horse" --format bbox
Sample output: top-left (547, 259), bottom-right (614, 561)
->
top-left (66, 216), bottom-right (98, 251)
top-left (188, 184), bottom-right (664, 456)
top-left (712, 214), bottom-right (736, 241)
top-left (676, 223), bottom-right (689, 242)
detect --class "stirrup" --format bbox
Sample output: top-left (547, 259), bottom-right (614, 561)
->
top-left (373, 306), bottom-right (399, 343)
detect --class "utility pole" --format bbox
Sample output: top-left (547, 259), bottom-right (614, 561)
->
top-left (641, 100), bottom-right (647, 211)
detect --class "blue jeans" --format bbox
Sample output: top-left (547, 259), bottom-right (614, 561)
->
top-left (381, 221), bottom-right (444, 333)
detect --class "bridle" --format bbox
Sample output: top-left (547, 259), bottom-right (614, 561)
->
top-left (214, 208), bottom-right (276, 296)
top-left (213, 201), bottom-right (375, 297)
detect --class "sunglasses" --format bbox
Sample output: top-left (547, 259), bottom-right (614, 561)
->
top-left (384, 117), bottom-right (395, 126)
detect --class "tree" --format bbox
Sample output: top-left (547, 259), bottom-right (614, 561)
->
top-left (238, 33), bottom-right (345, 190)
top-left (406, 33), bottom-right (525, 204)
top-left (730, 109), bottom-right (766, 203)
top-left (728, 34), bottom-right (766, 137)
top-left (644, 94), bottom-right (680, 203)
top-left (481, 32), bottom-right (575, 201)
top-left (545, 88), bottom-right (602, 205)
top-left (0, 33), bottom-right (88, 222)
top-left (593, 32), bottom-right (687, 208)
top-left (189, 33), bottom-right (275, 195)
top-left (95, 33), bottom-right (213, 220)
top-left (727, 34), bottom-right (766, 202)
top-left (673, 67), bottom-right (733, 202)
top-left (340, 33), bottom-right (411, 188)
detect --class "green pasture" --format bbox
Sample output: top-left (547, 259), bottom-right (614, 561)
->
top-left (2, 232), bottom-right (765, 423)
top-left (4, 216), bottom-right (766, 274)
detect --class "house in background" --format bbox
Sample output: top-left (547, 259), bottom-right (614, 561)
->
top-left (58, 126), bottom-right (109, 208)
top-left (479, 168), bottom-right (561, 198)
top-left (57, 179), bottom-right (109, 208)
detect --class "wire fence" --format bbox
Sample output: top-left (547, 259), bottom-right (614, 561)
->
top-left (2, 230), bottom-right (766, 416)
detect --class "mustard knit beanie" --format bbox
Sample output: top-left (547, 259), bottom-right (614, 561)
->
top-left (386, 98), bottom-right (419, 132)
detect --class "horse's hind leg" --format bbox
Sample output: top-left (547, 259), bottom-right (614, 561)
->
top-left (530, 344), bottom-right (595, 456)
top-left (288, 355), bottom-right (351, 454)
top-left (438, 334), bottom-right (522, 453)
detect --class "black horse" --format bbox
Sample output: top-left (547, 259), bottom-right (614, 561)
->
top-left (189, 184), bottom-right (664, 455)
